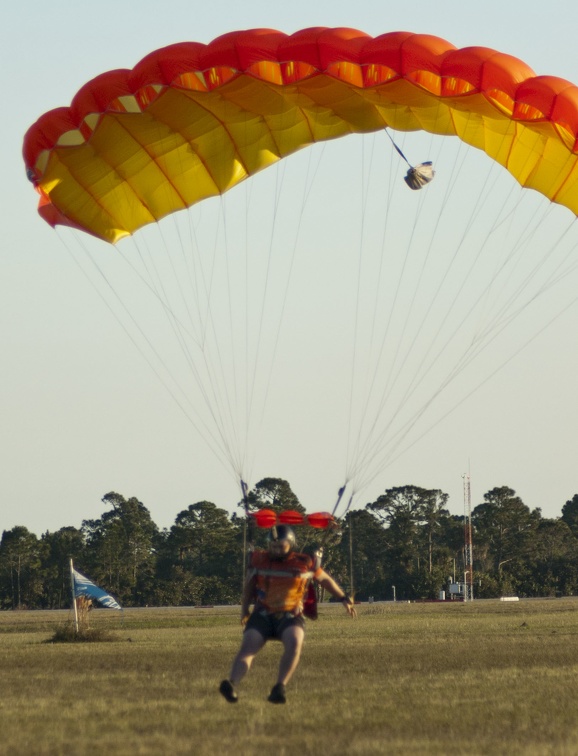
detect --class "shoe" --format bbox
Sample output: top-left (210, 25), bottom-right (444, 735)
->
top-left (219, 679), bottom-right (238, 703)
top-left (267, 682), bottom-right (286, 704)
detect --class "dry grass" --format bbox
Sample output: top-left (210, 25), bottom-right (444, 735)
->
top-left (49, 624), bottom-right (117, 644)
top-left (0, 600), bottom-right (577, 755)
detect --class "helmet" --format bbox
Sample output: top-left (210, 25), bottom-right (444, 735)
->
top-left (268, 524), bottom-right (296, 550)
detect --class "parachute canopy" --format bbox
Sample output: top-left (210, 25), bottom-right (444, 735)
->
top-left (22, 28), bottom-right (578, 506)
top-left (24, 27), bottom-right (578, 242)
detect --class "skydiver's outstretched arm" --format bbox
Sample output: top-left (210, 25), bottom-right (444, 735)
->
top-left (316, 570), bottom-right (357, 618)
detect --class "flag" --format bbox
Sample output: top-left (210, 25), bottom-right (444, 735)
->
top-left (72, 567), bottom-right (122, 610)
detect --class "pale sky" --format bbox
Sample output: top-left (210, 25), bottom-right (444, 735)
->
top-left (3, 0), bottom-right (578, 535)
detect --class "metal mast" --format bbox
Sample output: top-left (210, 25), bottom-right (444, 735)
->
top-left (463, 473), bottom-right (474, 601)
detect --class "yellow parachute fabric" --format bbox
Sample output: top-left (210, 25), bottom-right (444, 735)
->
top-left (23, 28), bottom-right (578, 242)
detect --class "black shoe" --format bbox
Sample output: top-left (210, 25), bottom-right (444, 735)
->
top-left (267, 683), bottom-right (286, 704)
top-left (219, 679), bottom-right (238, 703)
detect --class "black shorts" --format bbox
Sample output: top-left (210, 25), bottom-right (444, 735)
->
top-left (245, 609), bottom-right (305, 641)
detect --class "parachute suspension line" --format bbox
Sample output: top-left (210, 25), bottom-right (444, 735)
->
top-left (212, 144), bottom-right (327, 486)
top-left (252, 149), bottom-right (321, 415)
top-left (345, 128), bottom-right (403, 480)
top-left (349, 149), bottom-right (511, 489)
top-left (351, 207), bottom-right (578, 493)
top-left (117, 236), bottom-right (237, 458)
top-left (361, 141), bottom-right (499, 447)
top-left (157, 210), bottom-right (201, 346)
top-left (408, 190), bottom-right (561, 397)
top-left (345, 129), bottom-right (401, 484)
top-left (188, 182), bottom-right (283, 480)
top-left (448, 219), bottom-right (578, 388)
top-left (536, 219), bottom-right (578, 287)
top-left (139, 118), bottom-right (216, 349)
top-left (384, 133), bottom-right (514, 396)
top-left (221, 194), bottom-right (255, 474)
top-left (370, 135), bottom-right (436, 396)
top-left (230, 158), bottom-right (289, 484)
top-left (239, 107), bottom-right (259, 485)
top-left (342, 115), bottom-right (548, 494)
top-left (345, 134), bottom-right (376, 481)
top-left (357, 134), bottom-right (463, 448)
top-left (133, 226), bottom-right (209, 369)
top-left (346, 125), bottom-right (440, 486)
top-left (128, 113), bottom-right (259, 482)
top-left (383, 282), bottom-right (578, 478)
top-left (122, 125), bottom-right (244, 472)
top-left (206, 198), bottom-right (245, 476)
top-left (56, 230), bottom-right (235, 480)
top-left (123, 209), bottom-right (250, 480)
top-left (394, 143), bottom-right (503, 384)
top-left (346, 127), bottom-right (420, 475)
top-left (158, 213), bottom-right (245, 476)
top-left (459, 128), bottom-right (577, 334)
top-left (475, 207), bottom-right (576, 343)
top-left (242, 177), bottom-right (252, 476)
top-left (125, 238), bottom-right (244, 479)
top-left (467, 191), bottom-right (533, 344)
top-left (345, 129), bottom-right (418, 479)
top-left (244, 159), bottom-right (285, 437)
top-left (181, 191), bottom-right (214, 346)
top-left (238, 144), bottom-right (331, 487)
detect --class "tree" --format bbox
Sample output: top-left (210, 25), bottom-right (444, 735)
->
top-left (0, 527), bottom-right (42, 608)
top-left (171, 501), bottom-right (238, 575)
top-left (367, 485), bottom-right (452, 599)
top-left (246, 478), bottom-right (302, 512)
top-left (160, 501), bottom-right (241, 605)
top-left (82, 492), bottom-right (159, 605)
top-left (337, 509), bottom-right (390, 600)
top-left (417, 489), bottom-right (450, 575)
top-left (40, 526), bottom-right (85, 608)
top-left (522, 519), bottom-right (578, 596)
top-left (472, 486), bottom-right (541, 595)
top-left (561, 494), bottom-right (578, 537)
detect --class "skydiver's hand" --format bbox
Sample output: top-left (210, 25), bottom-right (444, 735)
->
top-left (241, 611), bottom-right (250, 626)
top-left (343, 599), bottom-right (357, 618)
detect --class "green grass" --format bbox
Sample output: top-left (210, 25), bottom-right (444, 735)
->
top-left (1, 600), bottom-right (577, 755)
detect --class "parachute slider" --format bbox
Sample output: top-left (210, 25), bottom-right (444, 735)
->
top-left (404, 162), bottom-right (435, 190)
top-left (250, 508), bottom-right (336, 529)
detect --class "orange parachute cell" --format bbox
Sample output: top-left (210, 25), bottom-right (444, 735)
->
top-left (23, 27), bottom-right (578, 243)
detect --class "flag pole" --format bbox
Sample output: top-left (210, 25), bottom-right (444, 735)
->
top-left (70, 558), bottom-right (79, 634)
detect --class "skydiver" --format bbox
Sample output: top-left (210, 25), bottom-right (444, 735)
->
top-left (219, 524), bottom-right (356, 705)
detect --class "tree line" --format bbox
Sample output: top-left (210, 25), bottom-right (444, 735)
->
top-left (2, 479), bottom-right (578, 609)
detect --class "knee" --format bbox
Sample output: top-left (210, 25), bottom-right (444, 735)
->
top-left (283, 632), bottom-right (304, 656)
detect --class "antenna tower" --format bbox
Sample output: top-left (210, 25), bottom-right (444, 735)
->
top-left (463, 473), bottom-right (474, 601)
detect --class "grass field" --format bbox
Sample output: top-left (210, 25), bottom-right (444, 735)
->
top-left (1, 599), bottom-right (577, 755)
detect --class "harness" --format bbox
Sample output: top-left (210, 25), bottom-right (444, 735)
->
top-left (250, 551), bottom-right (321, 615)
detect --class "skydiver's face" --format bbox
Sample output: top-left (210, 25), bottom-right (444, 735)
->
top-left (268, 539), bottom-right (291, 559)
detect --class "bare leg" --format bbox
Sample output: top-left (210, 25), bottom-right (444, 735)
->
top-left (229, 628), bottom-right (266, 684)
top-left (276, 624), bottom-right (305, 685)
